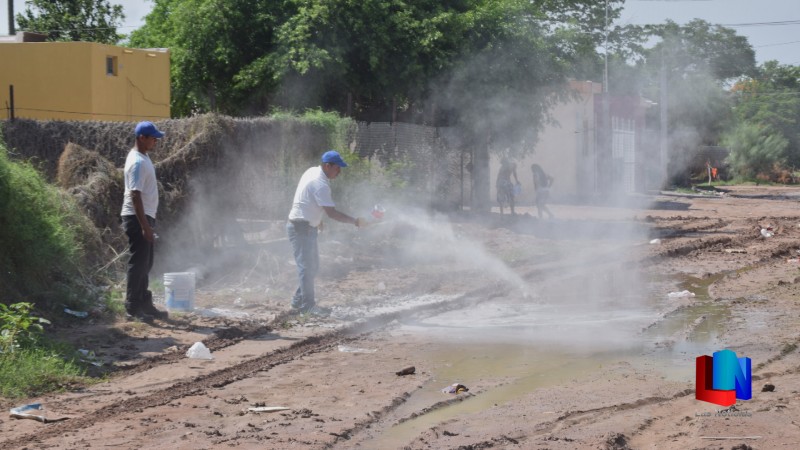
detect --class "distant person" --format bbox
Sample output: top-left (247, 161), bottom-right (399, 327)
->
top-left (287, 150), bottom-right (366, 316)
top-left (121, 121), bottom-right (168, 321)
top-left (531, 163), bottom-right (554, 219)
top-left (496, 157), bottom-right (520, 215)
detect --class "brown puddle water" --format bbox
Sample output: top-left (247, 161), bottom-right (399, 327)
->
top-left (357, 272), bottom-right (735, 448)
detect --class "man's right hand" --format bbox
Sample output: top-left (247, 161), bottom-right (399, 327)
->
top-left (143, 226), bottom-right (155, 243)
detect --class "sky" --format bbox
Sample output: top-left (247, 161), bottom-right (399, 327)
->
top-left (2, 0), bottom-right (798, 66)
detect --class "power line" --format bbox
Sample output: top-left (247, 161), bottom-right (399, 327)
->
top-left (721, 20), bottom-right (800, 28)
top-left (756, 40), bottom-right (800, 48)
top-left (731, 91), bottom-right (800, 97)
top-left (14, 25), bottom-right (139, 34)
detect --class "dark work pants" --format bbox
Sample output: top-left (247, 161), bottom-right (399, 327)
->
top-left (122, 215), bottom-right (155, 313)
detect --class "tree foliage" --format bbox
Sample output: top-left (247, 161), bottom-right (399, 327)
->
top-left (612, 20), bottom-right (758, 150)
top-left (16, 0), bottom-right (125, 44)
top-left (130, 0), bottom-right (622, 138)
top-left (723, 122), bottom-right (788, 180)
top-left (645, 20), bottom-right (756, 81)
top-left (129, 0), bottom-right (287, 115)
top-left (730, 61), bottom-right (800, 167)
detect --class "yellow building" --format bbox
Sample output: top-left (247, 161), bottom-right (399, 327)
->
top-left (0, 34), bottom-right (170, 121)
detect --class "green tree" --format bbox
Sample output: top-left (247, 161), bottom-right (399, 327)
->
top-left (130, 0), bottom-right (620, 124)
top-left (16, 0), bottom-right (125, 44)
top-left (723, 122), bottom-right (788, 180)
top-left (129, 0), bottom-right (288, 116)
top-left (617, 19), bottom-right (757, 161)
top-left (730, 61), bottom-right (800, 167)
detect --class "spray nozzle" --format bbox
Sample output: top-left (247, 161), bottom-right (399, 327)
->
top-left (371, 204), bottom-right (386, 220)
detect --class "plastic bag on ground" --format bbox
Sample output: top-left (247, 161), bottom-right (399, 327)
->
top-left (667, 290), bottom-right (695, 299)
top-left (186, 342), bottom-right (213, 359)
top-left (10, 404), bottom-right (47, 422)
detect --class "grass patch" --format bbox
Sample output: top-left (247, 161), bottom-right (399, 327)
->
top-left (0, 344), bottom-right (87, 398)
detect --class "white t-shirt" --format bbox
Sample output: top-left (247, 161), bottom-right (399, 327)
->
top-left (121, 148), bottom-right (159, 218)
top-left (288, 166), bottom-right (335, 227)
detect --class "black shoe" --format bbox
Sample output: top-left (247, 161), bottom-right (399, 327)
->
top-left (141, 302), bottom-right (169, 320)
top-left (125, 309), bottom-right (154, 323)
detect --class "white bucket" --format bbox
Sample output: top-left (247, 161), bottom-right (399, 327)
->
top-left (164, 272), bottom-right (195, 311)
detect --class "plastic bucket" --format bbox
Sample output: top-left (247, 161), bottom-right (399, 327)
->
top-left (164, 272), bottom-right (195, 311)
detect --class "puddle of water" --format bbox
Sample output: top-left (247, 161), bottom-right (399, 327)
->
top-left (360, 271), bottom-right (736, 448)
top-left (644, 273), bottom-right (731, 347)
top-left (401, 299), bottom-right (661, 349)
top-left (370, 342), bottom-right (629, 449)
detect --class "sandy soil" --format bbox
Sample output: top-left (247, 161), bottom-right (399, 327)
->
top-left (2, 185), bottom-right (800, 450)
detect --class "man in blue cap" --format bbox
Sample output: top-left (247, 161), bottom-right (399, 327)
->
top-left (120, 121), bottom-right (168, 321)
top-left (287, 150), bottom-right (366, 316)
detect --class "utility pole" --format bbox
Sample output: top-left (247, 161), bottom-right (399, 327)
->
top-left (660, 49), bottom-right (669, 189)
top-left (601, 0), bottom-right (611, 193)
top-left (603, 0), bottom-right (609, 94)
top-left (8, 0), bottom-right (15, 35)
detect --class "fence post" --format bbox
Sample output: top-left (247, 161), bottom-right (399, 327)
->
top-left (9, 85), bottom-right (14, 121)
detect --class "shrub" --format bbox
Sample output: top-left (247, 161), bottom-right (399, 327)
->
top-left (723, 122), bottom-right (789, 180)
top-left (0, 302), bottom-right (50, 353)
top-left (0, 138), bottom-right (98, 306)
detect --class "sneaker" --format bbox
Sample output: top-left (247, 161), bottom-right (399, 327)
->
top-left (303, 305), bottom-right (331, 317)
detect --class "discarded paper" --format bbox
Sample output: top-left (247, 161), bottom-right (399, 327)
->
top-left (338, 345), bottom-right (377, 353)
top-left (248, 406), bottom-right (290, 413)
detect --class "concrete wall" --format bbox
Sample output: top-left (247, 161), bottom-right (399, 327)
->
top-left (0, 42), bottom-right (169, 121)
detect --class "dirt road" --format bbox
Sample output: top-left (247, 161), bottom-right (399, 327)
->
top-left (2, 185), bottom-right (800, 449)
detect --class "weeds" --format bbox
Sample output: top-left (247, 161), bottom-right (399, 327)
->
top-left (0, 138), bottom-right (97, 305)
top-left (0, 347), bottom-right (86, 398)
top-left (0, 302), bottom-right (88, 398)
top-left (0, 302), bottom-right (49, 353)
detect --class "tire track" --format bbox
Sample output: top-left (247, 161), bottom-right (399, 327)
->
top-left (2, 284), bottom-right (507, 448)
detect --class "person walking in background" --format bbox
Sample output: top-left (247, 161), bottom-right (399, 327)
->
top-left (121, 121), bottom-right (169, 321)
top-left (531, 163), bottom-right (554, 219)
top-left (287, 150), bottom-right (365, 316)
top-left (496, 157), bottom-right (520, 215)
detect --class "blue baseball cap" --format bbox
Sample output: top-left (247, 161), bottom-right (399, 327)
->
top-left (321, 150), bottom-right (348, 167)
top-left (135, 121), bottom-right (165, 138)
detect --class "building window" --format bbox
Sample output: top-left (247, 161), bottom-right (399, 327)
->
top-left (106, 56), bottom-right (118, 76)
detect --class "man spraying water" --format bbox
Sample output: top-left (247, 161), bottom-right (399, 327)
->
top-left (286, 150), bottom-right (367, 316)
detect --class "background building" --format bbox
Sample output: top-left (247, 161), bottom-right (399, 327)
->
top-left (1, 33), bottom-right (169, 121)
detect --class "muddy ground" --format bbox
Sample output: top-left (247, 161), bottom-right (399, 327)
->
top-left (2, 185), bottom-right (800, 450)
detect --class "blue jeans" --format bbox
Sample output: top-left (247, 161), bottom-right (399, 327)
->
top-left (287, 220), bottom-right (319, 310)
